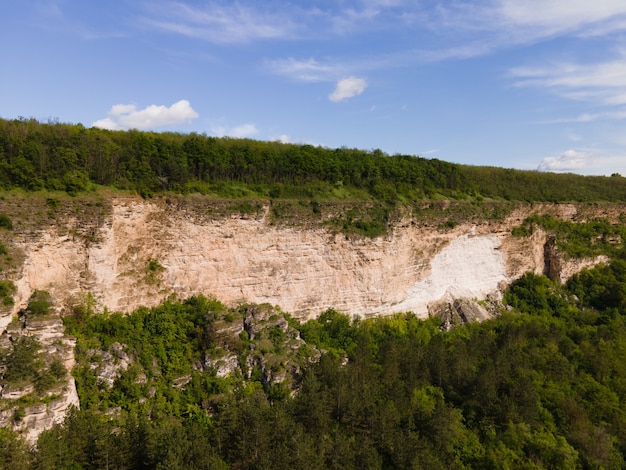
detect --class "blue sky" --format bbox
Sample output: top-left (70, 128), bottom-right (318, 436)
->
top-left (3, 1), bottom-right (626, 175)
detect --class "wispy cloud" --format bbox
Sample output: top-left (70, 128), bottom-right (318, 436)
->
top-left (92, 100), bottom-right (198, 130)
top-left (136, 1), bottom-right (626, 61)
top-left (137, 1), bottom-right (626, 122)
top-left (329, 77), bottom-right (368, 102)
top-left (407, 1), bottom-right (626, 62)
top-left (538, 149), bottom-right (589, 172)
top-left (328, 6), bottom-right (382, 35)
top-left (143, 1), bottom-right (297, 44)
top-left (538, 148), bottom-right (626, 175)
top-left (496, 0), bottom-right (626, 37)
top-left (211, 123), bottom-right (259, 138)
top-left (496, 2), bottom-right (626, 126)
top-left (543, 109), bottom-right (626, 124)
top-left (33, 1), bottom-right (127, 40)
top-left (265, 58), bottom-right (344, 82)
top-left (510, 52), bottom-right (626, 118)
top-left (140, 1), bottom-right (441, 45)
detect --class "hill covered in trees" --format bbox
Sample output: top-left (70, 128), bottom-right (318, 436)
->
top-left (3, 256), bottom-right (626, 468)
top-left (1, 117), bottom-right (625, 203)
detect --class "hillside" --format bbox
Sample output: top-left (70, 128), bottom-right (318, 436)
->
top-left (0, 120), bottom-right (626, 466)
top-left (2, 117), bottom-right (626, 204)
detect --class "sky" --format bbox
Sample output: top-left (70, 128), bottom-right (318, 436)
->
top-left (3, 1), bottom-right (626, 176)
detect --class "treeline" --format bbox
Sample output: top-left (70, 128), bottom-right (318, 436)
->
top-left (1, 117), bottom-right (626, 202)
top-left (3, 254), bottom-right (626, 468)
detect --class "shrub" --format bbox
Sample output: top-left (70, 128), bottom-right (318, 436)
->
top-left (4, 337), bottom-right (40, 383)
top-left (0, 214), bottom-right (12, 230)
top-left (0, 280), bottom-right (16, 306)
top-left (27, 290), bottom-right (53, 316)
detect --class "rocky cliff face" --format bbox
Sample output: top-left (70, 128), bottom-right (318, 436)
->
top-left (5, 198), bottom-right (612, 324)
top-left (0, 313), bottom-right (79, 443)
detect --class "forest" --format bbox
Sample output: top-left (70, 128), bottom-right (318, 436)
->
top-left (0, 253), bottom-right (624, 468)
top-left (1, 117), bottom-right (626, 203)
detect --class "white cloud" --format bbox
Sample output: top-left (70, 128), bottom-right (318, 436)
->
top-left (211, 123), bottom-right (258, 138)
top-left (509, 51), bottom-right (626, 121)
top-left (510, 55), bottom-right (626, 93)
top-left (90, 118), bottom-right (120, 131)
top-left (92, 100), bottom-right (198, 130)
top-left (266, 57), bottom-right (343, 82)
top-left (143, 2), bottom-right (296, 44)
top-left (537, 148), bottom-right (626, 175)
top-left (109, 104), bottom-right (136, 116)
top-left (545, 109), bottom-right (626, 124)
top-left (329, 77), bottom-right (367, 102)
top-left (421, 148), bottom-right (439, 157)
top-left (538, 149), bottom-right (589, 172)
top-left (272, 134), bottom-right (291, 144)
top-left (497, 0), bottom-right (626, 36)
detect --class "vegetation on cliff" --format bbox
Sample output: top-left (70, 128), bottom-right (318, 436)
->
top-left (514, 214), bottom-right (626, 259)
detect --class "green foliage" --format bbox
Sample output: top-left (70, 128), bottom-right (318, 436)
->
top-left (49, 358), bottom-right (67, 380)
top-left (299, 308), bottom-right (359, 356)
top-left (146, 257), bottom-right (165, 284)
top-left (326, 204), bottom-right (391, 238)
top-left (147, 258), bottom-right (164, 272)
top-left (66, 295), bottom-right (228, 413)
top-left (504, 272), bottom-right (568, 315)
top-left (567, 257), bottom-right (626, 311)
top-left (0, 213), bottom-right (12, 230)
top-left (26, 289), bottom-right (53, 316)
top-left (0, 428), bottom-right (31, 470)
top-left (2, 336), bottom-right (40, 384)
top-left (0, 280), bottom-right (16, 306)
top-left (513, 214), bottom-right (626, 258)
top-left (1, 117), bottom-right (626, 204)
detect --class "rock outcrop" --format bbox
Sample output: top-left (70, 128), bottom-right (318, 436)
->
top-left (543, 235), bottom-right (562, 282)
top-left (2, 198), bottom-right (616, 325)
top-left (0, 311), bottom-right (79, 443)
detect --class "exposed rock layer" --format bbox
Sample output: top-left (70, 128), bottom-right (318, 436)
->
top-left (6, 198), bottom-right (616, 323)
top-left (0, 315), bottom-right (79, 443)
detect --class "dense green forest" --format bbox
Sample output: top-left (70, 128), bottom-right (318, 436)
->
top-left (1, 117), bottom-right (626, 203)
top-left (1, 254), bottom-right (626, 468)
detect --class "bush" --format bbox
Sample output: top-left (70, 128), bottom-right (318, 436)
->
top-left (0, 214), bottom-right (12, 230)
top-left (27, 290), bottom-right (53, 316)
top-left (0, 280), bottom-right (16, 306)
top-left (3, 337), bottom-right (40, 383)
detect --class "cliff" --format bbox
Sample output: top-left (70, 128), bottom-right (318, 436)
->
top-left (0, 195), bottom-right (617, 442)
top-left (3, 197), bottom-right (613, 323)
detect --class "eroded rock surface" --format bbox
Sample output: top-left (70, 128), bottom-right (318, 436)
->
top-left (0, 311), bottom-right (79, 443)
top-left (7, 198), bottom-right (602, 323)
